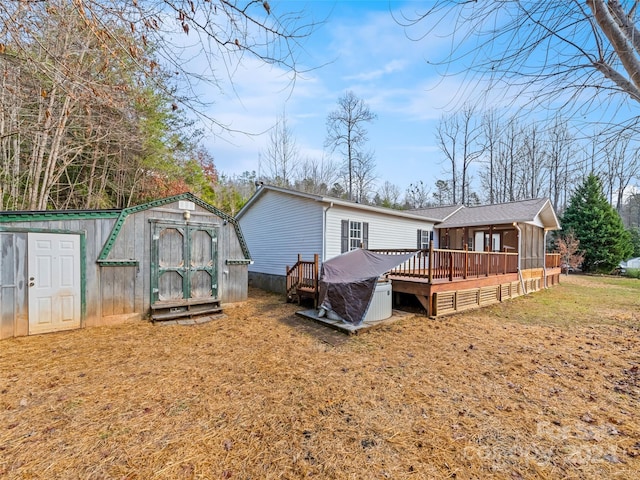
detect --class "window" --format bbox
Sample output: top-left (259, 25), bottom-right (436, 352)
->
top-left (474, 231), bottom-right (502, 251)
top-left (349, 221), bottom-right (362, 250)
top-left (341, 220), bottom-right (369, 252)
top-left (474, 231), bottom-right (485, 252)
top-left (491, 233), bottom-right (501, 252)
top-left (417, 229), bottom-right (431, 249)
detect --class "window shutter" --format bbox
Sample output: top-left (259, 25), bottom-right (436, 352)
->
top-left (417, 230), bottom-right (422, 249)
top-left (341, 220), bottom-right (349, 253)
top-left (362, 222), bottom-right (369, 249)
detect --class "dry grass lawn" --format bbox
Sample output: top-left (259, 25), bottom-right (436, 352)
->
top-left (1, 275), bottom-right (639, 479)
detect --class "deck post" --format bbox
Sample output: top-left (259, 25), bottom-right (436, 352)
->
top-left (313, 254), bottom-right (319, 307)
top-left (428, 240), bottom-right (434, 284)
top-left (463, 244), bottom-right (468, 279)
top-left (448, 251), bottom-right (453, 282)
top-left (297, 254), bottom-right (303, 289)
top-left (286, 264), bottom-right (290, 294)
top-left (485, 246), bottom-right (490, 276)
top-left (503, 247), bottom-right (507, 274)
top-left (431, 292), bottom-right (436, 317)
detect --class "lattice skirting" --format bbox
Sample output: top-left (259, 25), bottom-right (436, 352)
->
top-left (433, 280), bottom-right (528, 317)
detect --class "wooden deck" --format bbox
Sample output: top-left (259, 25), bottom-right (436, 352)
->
top-left (390, 269), bottom-right (563, 317)
top-left (367, 245), bottom-right (560, 317)
top-left (285, 247), bottom-right (562, 318)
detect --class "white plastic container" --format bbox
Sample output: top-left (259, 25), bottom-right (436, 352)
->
top-left (364, 280), bottom-right (392, 322)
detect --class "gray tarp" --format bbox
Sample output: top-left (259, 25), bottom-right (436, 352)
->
top-left (318, 249), bottom-right (418, 325)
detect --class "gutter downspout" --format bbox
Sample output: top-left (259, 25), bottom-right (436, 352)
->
top-left (543, 229), bottom-right (548, 289)
top-left (323, 202), bottom-right (334, 263)
top-left (514, 222), bottom-right (526, 295)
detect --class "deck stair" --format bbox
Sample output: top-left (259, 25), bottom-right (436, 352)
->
top-left (286, 254), bottom-right (320, 307)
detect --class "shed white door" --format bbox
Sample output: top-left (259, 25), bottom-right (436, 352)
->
top-left (28, 233), bottom-right (81, 334)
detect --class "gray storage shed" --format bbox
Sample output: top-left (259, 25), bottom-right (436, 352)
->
top-left (0, 193), bottom-right (251, 340)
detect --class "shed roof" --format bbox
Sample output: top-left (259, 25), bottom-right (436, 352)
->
top-left (0, 192), bottom-right (251, 260)
top-left (432, 198), bottom-right (561, 230)
top-left (236, 184), bottom-right (441, 223)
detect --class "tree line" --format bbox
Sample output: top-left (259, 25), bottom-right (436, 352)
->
top-left (258, 96), bottom-right (640, 225)
top-left (0, 0), bottom-right (313, 211)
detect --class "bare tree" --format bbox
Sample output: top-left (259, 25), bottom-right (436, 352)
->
top-left (350, 150), bottom-right (377, 203)
top-left (325, 91), bottom-right (377, 201)
top-left (497, 121), bottom-right (523, 203)
top-left (0, 0), bottom-right (316, 210)
top-left (374, 181), bottom-right (402, 208)
top-left (1, 1), bottom-right (317, 129)
top-left (294, 156), bottom-right (340, 195)
top-left (436, 105), bottom-right (483, 205)
top-left (481, 109), bottom-right (503, 204)
top-left (262, 110), bottom-right (299, 187)
top-left (397, 1), bottom-right (640, 122)
top-left (519, 124), bottom-right (547, 199)
top-left (436, 114), bottom-right (459, 204)
top-left (545, 117), bottom-right (576, 211)
top-left (601, 132), bottom-right (640, 210)
top-left (0, 3), bottom-right (145, 210)
top-left (556, 230), bottom-right (585, 274)
top-left (405, 180), bottom-right (432, 209)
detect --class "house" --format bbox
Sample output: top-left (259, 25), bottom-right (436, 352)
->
top-left (416, 198), bottom-right (560, 269)
top-left (238, 185), bottom-right (562, 317)
top-left (0, 193), bottom-right (251, 340)
top-left (236, 184), bottom-right (439, 293)
top-left (381, 197), bottom-right (562, 316)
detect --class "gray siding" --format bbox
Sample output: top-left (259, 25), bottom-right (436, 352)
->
top-left (239, 190), bottom-right (324, 276)
top-left (0, 233), bottom-right (17, 338)
top-left (0, 218), bottom-right (115, 338)
top-left (101, 201), bottom-right (248, 314)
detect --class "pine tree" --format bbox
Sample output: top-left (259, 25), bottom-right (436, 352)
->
top-left (561, 174), bottom-right (633, 272)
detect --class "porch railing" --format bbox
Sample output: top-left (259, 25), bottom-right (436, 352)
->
top-left (371, 242), bottom-right (518, 282)
top-left (545, 253), bottom-right (561, 268)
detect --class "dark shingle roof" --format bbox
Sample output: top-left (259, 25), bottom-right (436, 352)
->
top-left (410, 205), bottom-right (464, 222)
top-left (434, 198), bottom-right (560, 230)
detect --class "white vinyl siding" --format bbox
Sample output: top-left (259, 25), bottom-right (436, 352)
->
top-left (326, 206), bottom-right (434, 260)
top-left (238, 190), bottom-right (324, 275)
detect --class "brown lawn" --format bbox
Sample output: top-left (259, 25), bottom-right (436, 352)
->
top-left (1, 275), bottom-right (639, 479)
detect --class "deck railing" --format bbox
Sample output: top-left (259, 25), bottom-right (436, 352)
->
top-left (285, 254), bottom-right (319, 300)
top-left (545, 253), bottom-right (561, 268)
top-left (371, 243), bottom-right (518, 282)
top-left (285, 248), bottom-right (555, 292)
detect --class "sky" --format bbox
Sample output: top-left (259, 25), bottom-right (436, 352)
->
top-left (196, 1), bottom-right (458, 195)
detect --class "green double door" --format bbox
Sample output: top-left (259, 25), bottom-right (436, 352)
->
top-left (151, 222), bottom-right (218, 304)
